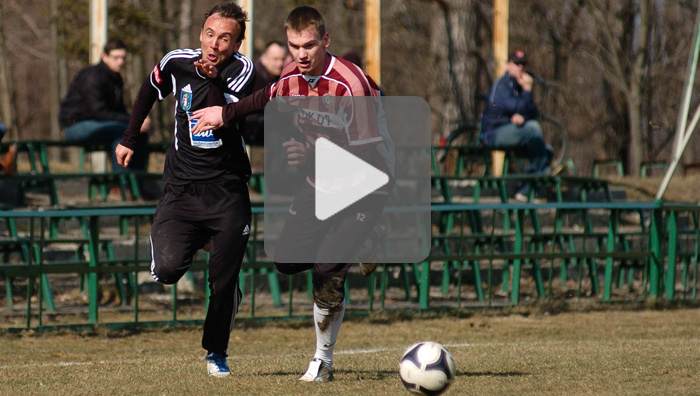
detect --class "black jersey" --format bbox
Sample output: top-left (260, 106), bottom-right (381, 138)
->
top-left (125, 48), bottom-right (255, 184)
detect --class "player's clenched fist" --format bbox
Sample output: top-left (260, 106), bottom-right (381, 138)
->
top-left (282, 138), bottom-right (308, 167)
top-left (115, 143), bottom-right (133, 168)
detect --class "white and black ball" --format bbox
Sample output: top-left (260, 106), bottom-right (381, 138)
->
top-left (399, 341), bottom-right (456, 396)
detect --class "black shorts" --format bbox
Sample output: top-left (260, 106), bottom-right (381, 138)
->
top-left (150, 180), bottom-right (251, 285)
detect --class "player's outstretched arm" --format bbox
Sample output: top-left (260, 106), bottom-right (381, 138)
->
top-left (190, 84), bottom-right (273, 134)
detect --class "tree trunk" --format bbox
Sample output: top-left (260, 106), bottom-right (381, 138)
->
top-left (49, 0), bottom-right (62, 160)
top-left (178, 0), bottom-right (191, 49)
top-left (0, 2), bottom-right (18, 139)
top-left (428, 0), bottom-right (476, 137)
top-left (627, 0), bottom-right (651, 176)
top-left (628, 88), bottom-right (643, 176)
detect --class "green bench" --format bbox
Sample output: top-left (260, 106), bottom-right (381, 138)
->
top-left (1, 140), bottom-right (169, 205)
top-left (0, 206), bottom-right (284, 323)
top-left (426, 202), bottom-right (662, 307)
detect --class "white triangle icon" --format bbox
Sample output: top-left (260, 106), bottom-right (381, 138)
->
top-left (314, 137), bottom-right (388, 221)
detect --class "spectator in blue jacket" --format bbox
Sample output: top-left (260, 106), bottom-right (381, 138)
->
top-left (480, 50), bottom-right (553, 201)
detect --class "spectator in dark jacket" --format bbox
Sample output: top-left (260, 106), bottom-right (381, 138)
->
top-left (241, 40), bottom-right (287, 146)
top-left (59, 38), bottom-right (154, 197)
top-left (480, 49), bottom-right (553, 201)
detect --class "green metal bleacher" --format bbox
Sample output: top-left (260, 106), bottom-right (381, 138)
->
top-left (0, 143), bottom-right (699, 331)
top-left (0, 140), bottom-right (167, 205)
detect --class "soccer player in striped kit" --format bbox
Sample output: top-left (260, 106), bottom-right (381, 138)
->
top-left (191, 5), bottom-right (394, 382)
top-left (115, 3), bottom-right (254, 377)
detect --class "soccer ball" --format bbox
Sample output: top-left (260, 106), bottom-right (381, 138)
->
top-left (398, 341), bottom-right (456, 396)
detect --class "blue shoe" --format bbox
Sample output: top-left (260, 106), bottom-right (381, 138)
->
top-left (205, 352), bottom-right (230, 377)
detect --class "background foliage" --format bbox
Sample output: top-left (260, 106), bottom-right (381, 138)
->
top-left (1, 0), bottom-right (699, 175)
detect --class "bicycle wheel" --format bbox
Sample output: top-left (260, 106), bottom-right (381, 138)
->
top-left (444, 120), bottom-right (481, 147)
top-left (438, 120), bottom-right (483, 176)
top-left (539, 113), bottom-right (568, 169)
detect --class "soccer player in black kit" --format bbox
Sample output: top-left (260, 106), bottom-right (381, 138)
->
top-left (115, 3), bottom-right (254, 377)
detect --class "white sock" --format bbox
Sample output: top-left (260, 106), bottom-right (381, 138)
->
top-left (312, 300), bottom-right (346, 366)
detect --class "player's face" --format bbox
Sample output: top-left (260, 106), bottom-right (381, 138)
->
top-left (286, 28), bottom-right (329, 76)
top-left (102, 49), bottom-right (127, 73)
top-left (261, 44), bottom-right (287, 78)
top-left (199, 14), bottom-right (242, 67)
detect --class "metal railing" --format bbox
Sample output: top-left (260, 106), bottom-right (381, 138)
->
top-left (1, 201), bottom-right (699, 331)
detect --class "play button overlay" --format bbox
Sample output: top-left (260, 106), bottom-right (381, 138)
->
top-left (314, 137), bottom-right (388, 221)
top-left (263, 96), bottom-right (431, 263)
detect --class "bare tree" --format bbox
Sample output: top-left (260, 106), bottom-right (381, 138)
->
top-left (0, 2), bottom-right (18, 139)
top-left (422, 0), bottom-right (477, 139)
top-left (582, 0), bottom-right (651, 176)
top-left (178, 0), bottom-right (192, 48)
top-left (4, 0), bottom-right (700, 179)
top-left (644, 2), bottom-right (700, 164)
top-left (48, 0), bottom-right (63, 161)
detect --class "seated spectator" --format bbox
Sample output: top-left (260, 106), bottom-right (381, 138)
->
top-left (59, 38), bottom-right (158, 199)
top-left (242, 40), bottom-right (288, 146)
top-left (480, 49), bottom-right (553, 201)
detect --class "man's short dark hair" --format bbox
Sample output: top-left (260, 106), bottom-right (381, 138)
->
top-left (285, 6), bottom-right (326, 38)
top-left (264, 40), bottom-right (286, 52)
top-left (203, 2), bottom-right (248, 42)
top-left (103, 38), bottom-right (127, 55)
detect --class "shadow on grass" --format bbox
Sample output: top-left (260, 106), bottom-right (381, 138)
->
top-left (258, 369), bottom-right (528, 380)
top-left (459, 371), bottom-right (528, 377)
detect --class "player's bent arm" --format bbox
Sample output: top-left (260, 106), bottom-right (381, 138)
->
top-left (120, 78), bottom-right (159, 150)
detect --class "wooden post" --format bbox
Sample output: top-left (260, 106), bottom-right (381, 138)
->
top-left (90, 0), bottom-right (108, 172)
top-left (89, 0), bottom-right (107, 65)
top-left (236, 0), bottom-right (254, 58)
top-left (493, 0), bottom-right (509, 77)
top-left (365, 0), bottom-right (381, 85)
top-left (491, 0), bottom-right (509, 176)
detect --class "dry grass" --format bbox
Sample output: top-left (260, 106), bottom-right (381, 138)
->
top-left (1, 308), bottom-right (699, 395)
top-left (606, 174), bottom-right (700, 203)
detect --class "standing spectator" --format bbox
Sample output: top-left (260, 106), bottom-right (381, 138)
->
top-left (242, 40), bottom-right (288, 145)
top-left (480, 49), bottom-right (553, 201)
top-left (115, 3), bottom-right (254, 378)
top-left (190, 5), bottom-right (392, 382)
top-left (59, 38), bottom-right (155, 198)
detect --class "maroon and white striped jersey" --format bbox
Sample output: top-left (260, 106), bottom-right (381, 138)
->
top-left (270, 55), bottom-right (382, 149)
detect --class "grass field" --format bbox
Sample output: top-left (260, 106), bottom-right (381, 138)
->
top-left (1, 307), bottom-right (699, 396)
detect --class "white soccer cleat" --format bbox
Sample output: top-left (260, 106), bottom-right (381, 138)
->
top-left (299, 358), bottom-right (334, 382)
